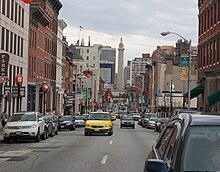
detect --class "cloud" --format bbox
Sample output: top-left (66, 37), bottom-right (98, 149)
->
top-left (59, 0), bottom-right (198, 63)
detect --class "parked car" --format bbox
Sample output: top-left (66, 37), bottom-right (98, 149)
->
top-left (43, 115), bottom-right (58, 137)
top-left (75, 116), bottom-right (85, 127)
top-left (120, 116), bottom-right (135, 129)
top-left (3, 111), bottom-right (45, 142)
top-left (140, 113), bottom-right (157, 128)
top-left (146, 117), bottom-right (159, 129)
top-left (154, 118), bottom-right (170, 132)
top-left (144, 112), bottom-right (220, 172)
top-left (172, 108), bottom-right (201, 117)
top-left (58, 115), bottom-right (75, 131)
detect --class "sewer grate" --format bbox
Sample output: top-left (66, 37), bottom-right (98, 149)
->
top-left (7, 156), bottom-right (28, 161)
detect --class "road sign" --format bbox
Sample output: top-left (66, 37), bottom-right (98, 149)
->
top-left (0, 53), bottom-right (10, 83)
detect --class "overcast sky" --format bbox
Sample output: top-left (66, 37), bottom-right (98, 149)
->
top-left (59, 0), bottom-right (198, 64)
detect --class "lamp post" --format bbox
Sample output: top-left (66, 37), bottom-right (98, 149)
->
top-left (161, 31), bottom-right (191, 109)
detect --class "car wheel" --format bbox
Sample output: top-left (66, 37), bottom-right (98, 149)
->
top-left (46, 129), bottom-right (49, 139)
top-left (55, 130), bottom-right (58, 135)
top-left (35, 130), bottom-right (40, 142)
top-left (40, 129), bottom-right (46, 140)
top-left (4, 137), bottom-right (10, 143)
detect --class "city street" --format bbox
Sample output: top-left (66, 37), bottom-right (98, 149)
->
top-left (0, 120), bottom-right (159, 172)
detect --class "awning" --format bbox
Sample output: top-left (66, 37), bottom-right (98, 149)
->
top-left (184, 84), bottom-right (204, 99)
top-left (207, 89), bottom-right (220, 107)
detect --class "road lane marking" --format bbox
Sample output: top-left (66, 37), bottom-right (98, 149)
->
top-left (101, 155), bottom-right (108, 164)
top-left (109, 140), bottom-right (113, 145)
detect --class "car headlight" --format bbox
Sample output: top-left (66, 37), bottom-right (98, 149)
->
top-left (31, 124), bottom-right (38, 128)
top-left (85, 124), bottom-right (90, 127)
top-left (66, 123), bottom-right (71, 125)
top-left (105, 124), bottom-right (110, 127)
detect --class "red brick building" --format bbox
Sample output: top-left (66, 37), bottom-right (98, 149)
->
top-left (28, 0), bottom-right (62, 113)
top-left (198, 0), bottom-right (220, 112)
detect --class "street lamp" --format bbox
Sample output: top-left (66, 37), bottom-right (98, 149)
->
top-left (161, 31), bottom-right (191, 110)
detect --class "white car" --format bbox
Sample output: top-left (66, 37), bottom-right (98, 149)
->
top-left (75, 116), bottom-right (85, 127)
top-left (3, 111), bottom-right (45, 143)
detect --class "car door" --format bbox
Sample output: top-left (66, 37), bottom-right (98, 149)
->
top-left (151, 120), bottom-right (182, 171)
top-left (37, 113), bottom-right (44, 134)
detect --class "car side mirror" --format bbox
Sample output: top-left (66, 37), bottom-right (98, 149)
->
top-left (39, 118), bottom-right (43, 122)
top-left (145, 159), bottom-right (168, 172)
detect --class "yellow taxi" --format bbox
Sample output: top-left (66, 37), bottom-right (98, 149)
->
top-left (84, 110), bottom-right (114, 136)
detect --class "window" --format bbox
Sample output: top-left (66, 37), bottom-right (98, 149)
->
top-left (156, 127), bottom-right (174, 158)
top-left (10, 32), bottom-right (13, 53)
top-left (11, 0), bottom-right (14, 21)
top-left (87, 56), bottom-right (89, 60)
top-left (87, 49), bottom-right (89, 53)
top-left (2, 0), bottom-right (6, 15)
top-left (1, 27), bottom-right (5, 50)
top-left (5, 29), bottom-right (9, 51)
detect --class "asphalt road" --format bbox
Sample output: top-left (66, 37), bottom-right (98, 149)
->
top-left (0, 120), bottom-right (159, 172)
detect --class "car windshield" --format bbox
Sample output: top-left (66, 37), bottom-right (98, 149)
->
top-left (122, 116), bottom-right (133, 120)
top-left (59, 116), bottom-right (72, 121)
top-left (182, 126), bottom-right (220, 171)
top-left (88, 113), bottom-right (111, 120)
top-left (144, 113), bottom-right (156, 118)
top-left (9, 113), bottom-right (37, 122)
top-left (149, 117), bottom-right (158, 121)
top-left (75, 116), bottom-right (84, 120)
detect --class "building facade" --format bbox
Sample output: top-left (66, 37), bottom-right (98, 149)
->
top-left (198, 0), bottom-right (220, 112)
top-left (0, 0), bottom-right (29, 116)
top-left (28, 0), bottom-right (62, 114)
top-left (129, 53), bottom-right (152, 86)
top-left (100, 46), bottom-right (116, 85)
top-left (75, 43), bottom-right (102, 111)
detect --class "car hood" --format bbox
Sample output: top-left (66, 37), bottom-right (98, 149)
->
top-left (6, 121), bottom-right (37, 126)
top-left (75, 120), bottom-right (84, 123)
top-left (122, 120), bottom-right (134, 122)
top-left (86, 120), bottom-right (111, 125)
top-left (59, 121), bottom-right (72, 124)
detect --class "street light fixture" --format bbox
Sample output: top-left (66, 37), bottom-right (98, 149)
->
top-left (161, 31), bottom-right (191, 110)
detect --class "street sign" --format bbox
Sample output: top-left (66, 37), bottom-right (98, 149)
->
top-left (0, 53), bottom-right (10, 83)
top-left (65, 93), bottom-right (75, 107)
top-left (20, 87), bottom-right (25, 97)
top-left (12, 86), bottom-right (19, 98)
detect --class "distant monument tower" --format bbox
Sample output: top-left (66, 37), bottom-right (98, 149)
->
top-left (117, 37), bottom-right (125, 91)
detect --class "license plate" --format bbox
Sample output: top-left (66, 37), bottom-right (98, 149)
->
top-left (16, 131), bottom-right (22, 135)
top-left (61, 126), bottom-right (64, 128)
top-left (94, 129), bottom-right (99, 131)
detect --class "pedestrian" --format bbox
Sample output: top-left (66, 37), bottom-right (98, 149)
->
top-left (1, 110), bottom-right (8, 127)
